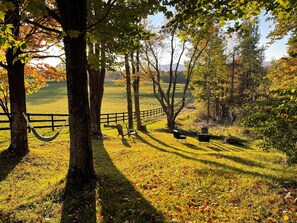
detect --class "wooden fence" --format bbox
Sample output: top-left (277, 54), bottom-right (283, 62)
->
top-left (0, 107), bottom-right (164, 131)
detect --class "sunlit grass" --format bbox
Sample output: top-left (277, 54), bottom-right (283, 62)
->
top-left (0, 117), bottom-right (296, 222)
top-left (1, 82), bottom-right (296, 222)
top-left (25, 81), bottom-right (165, 114)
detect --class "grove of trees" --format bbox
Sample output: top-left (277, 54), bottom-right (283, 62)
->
top-left (1, 0), bottom-right (297, 189)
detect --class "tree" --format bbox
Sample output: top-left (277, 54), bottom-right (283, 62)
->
top-left (191, 27), bottom-right (229, 122)
top-left (87, 0), bottom-right (157, 133)
top-left (132, 50), bottom-right (143, 130)
top-left (236, 18), bottom-right (265, 104)
top-left (55, 0), bottom-right (95, 185)
top-left (87, 0), bottom-right (116, 138)
top-left (143, 27), bottom-right (210, 130)
top-left (243, 56), bottom-right (297, 164)
top-left (1, 0), bottom-right (63, 156)
top-left (2, 0), bottom-right (29, 156)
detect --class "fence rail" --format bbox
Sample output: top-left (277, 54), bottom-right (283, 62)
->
top-left (0, 107), bottom-right (164, 131)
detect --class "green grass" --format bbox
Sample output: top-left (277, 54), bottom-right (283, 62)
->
top-left (1, 117), bottom-right (297, 223)
top-left (25, 81), bottom-right (169, 114)
top-left (1, 82), bottom-right (297, 222)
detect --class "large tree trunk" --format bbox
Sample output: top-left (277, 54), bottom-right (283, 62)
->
top-left (132, 51), bottom-right (142, 130)
top-left (6, 51), bottom-right (29, 156)
top-left (88, 63), bottom-right (105, 139)
top-left (57, 0), bottom-right (95, 186)
top-left (125, 54), bottom-right (133, 129)
top-left (89, 66), bottom-right (101, 138)
top-left (88, 43), bottom-right (105, 138)
top-left (5, 0), bottom-right (28, 156)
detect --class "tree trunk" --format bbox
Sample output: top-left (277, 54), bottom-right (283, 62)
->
top-left (88, 43), bottom-right (106, 138)
top-left (5, 0), bottom-right (28, 156)
top-left (167, 112), bottom-right (175, 132)
top-left (6, 50), bottom-right (29, 156)
top-left (132, 51), bottom-right (142, 130)
top-left (125, 54), bottom-right (133, 129)
top-left (207, 84), bottom-right (210, 123)
top-left (89, 66), bottom-right (102, 138)
top-left (57, 0), bottom-right (95, 186)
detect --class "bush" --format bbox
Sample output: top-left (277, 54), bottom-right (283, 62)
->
top-left (243, 90), bottom-right (297, 164)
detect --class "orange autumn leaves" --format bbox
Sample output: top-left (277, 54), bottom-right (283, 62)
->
top-left (267, 57), bottom-right (297, 91)
top-left (0, 64), bottom-right (65, 100)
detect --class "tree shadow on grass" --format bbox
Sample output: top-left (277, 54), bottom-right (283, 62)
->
top-left (121, 138), bottom-right (132, 147)
top-left (93, 140), bottom-right (164, 222)
top-left (137, 135), bottom-right (198, 162)
top-left (183, 143), bottom-right (208, 151)
top-left (196, 158), bottom-right (286, 181)
top-left (144, 132), bottom-right (199, 156)
top-left (207, 153), bottom-right (265, 168)
top-left (0, 149), bottom-right (24, 181)
top-left (211, 141), bottom-right (254, 151)
top-left (60, 176), bottom-right (96, 223)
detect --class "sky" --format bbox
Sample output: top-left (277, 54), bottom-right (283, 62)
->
top-left (44, 11), bottom-right (289, 67)
top-left (149, 12), bottom-right (289, 64)
top-left (258, 13), bottom-right (288, 61)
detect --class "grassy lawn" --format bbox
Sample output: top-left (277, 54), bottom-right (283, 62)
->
top-left (0, 82), bottom-right (296, 222)
top-left (25, 81), bottom-right (165, 114)
top-left (0, 116), bottom-right (296, 222)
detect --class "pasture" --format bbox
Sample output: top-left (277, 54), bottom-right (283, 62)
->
top-left (0, 82), bottom-right (297, 223)
top-left (25, 81), bottom-right (164, 113)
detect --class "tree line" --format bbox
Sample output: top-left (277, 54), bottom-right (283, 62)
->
top-left (0, 0), bottom-right (296, 187)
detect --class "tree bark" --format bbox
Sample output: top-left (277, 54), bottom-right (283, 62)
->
top-left (5, 0), bottom-right (28, 156)
top-left (125, 54), bottom-right (133, 129)
top-left (88, 66), bottom-right (104, 138)
top-left (132, 51), bottom-right (142, 130)
top-left (57, 0), bottom-right (95, 186)
top-left (6, 50), bottom-right (29, 156)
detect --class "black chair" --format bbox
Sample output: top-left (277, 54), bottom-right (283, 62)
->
top-left (116, 124), bottom-right (137, 138)
top-left (173, 129), bottom-right (186, 139)
top-left (198, 133), bottom-right (211, 142)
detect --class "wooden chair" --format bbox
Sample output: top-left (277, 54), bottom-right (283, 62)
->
top-left (173, 129), bottom-right (186, 139)
top-left (116, 124), bottom-right (137, 138)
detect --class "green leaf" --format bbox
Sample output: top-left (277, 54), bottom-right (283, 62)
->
top-left (0, 11), bottom-right (5, 22)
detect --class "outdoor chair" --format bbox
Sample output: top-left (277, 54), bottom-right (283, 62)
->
top-left (198, 133), bottom-right (211, 143)
top-left (116, 124), bottom-right (137, 138)
top-left (173, 129), bottom-right (186, 140)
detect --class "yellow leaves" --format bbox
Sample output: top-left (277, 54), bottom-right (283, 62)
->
top-left (277, 0), bottom-right (290, 8)
top-left (283, 214), bottom-right (289, 221)
top-left (0, 11), bottom-right (5, 22)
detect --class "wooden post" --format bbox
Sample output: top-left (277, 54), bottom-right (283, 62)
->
top-left (27, 113), bottom-right (31, 133)
top-left (107, 114), bottom-right (109, 126)
top-left (51, 114), bottom-right (54, 131)
top-left (115, 113), bottom-right (118, 124)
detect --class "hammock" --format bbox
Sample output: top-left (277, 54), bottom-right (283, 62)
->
top-left (22, 112), bottom-right (68, 142)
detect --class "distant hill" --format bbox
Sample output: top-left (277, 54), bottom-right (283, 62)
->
top-left (263, 61), bottom-right (271, 66)
top-left (160, 64), bottom-right (186, 71)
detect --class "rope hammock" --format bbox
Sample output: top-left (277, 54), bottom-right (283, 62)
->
top-left (22, 112), bottom-right (68, 142)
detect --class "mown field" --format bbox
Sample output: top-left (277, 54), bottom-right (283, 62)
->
top-left (25, 81), bottom-right (172, 114)
top-left (0, 81), bottom-right (297, 223)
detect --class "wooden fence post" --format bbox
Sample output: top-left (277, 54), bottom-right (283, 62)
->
top-left (28, 113), bottom-right (31, 133)
top-left (51, 114), bottom-right (54, 131)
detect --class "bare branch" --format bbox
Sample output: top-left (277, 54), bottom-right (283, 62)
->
top-left (0, 62), bottom-right (9, 70)
top-left (25, 19), bottom-right (61, 34)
